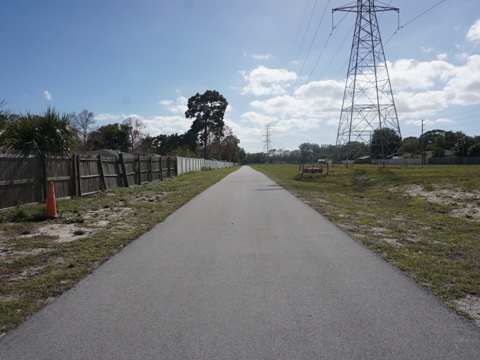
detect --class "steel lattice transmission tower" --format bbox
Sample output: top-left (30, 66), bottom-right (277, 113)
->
top-left (263, 123), bottom-right (272, 156)
top-left (334, 0), bottom-right (402, 160)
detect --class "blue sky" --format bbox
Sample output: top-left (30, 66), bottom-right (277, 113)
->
top-left (2, 0), bottom-right (480, 153)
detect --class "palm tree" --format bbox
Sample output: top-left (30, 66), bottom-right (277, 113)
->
top-left (6, 107), bottom-right (77, 156)
top-left (0, 100), bottom-right (11, 148)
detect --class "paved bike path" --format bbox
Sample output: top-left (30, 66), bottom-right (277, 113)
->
top-left (0, 166), bottom-right (478, 359)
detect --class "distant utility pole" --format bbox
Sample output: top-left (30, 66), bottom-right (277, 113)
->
top-left (263, 123), bottom-right (272, 156)
top-left (421, 119), bottom-right (425, 165)
top-left (334, 0), bottom-right (402, 161)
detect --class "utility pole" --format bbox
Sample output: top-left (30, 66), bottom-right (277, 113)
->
top-left (263, 123), bottom-right (272, 157)
top-left (421, 119), bottom-right (425, 165)
top-left (334, 0), bottom-right (402, 162)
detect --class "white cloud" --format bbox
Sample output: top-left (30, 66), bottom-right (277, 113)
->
top-left (143, 115), bottom-right (191, 136)
top-left (444, 55), bottom-right (480, 105)
top-left (405, 119), bottom-right (434, 127)
top-left (395, 90), bottom-right (449, 115)
top-left (244, 51), bottom-right (273, 60)
top-left (435, 118), bottom-right (455, 124)
top-left (115, 113), bottom-right (191, 137)
top-left (240, 66), bottom-right (297, 96)
top-left (251, 53), bottom-right (272, 60)
top-left (95, 113), bottom-right (120, 122)
top-left (466, 19), bottom-right (480, 43)
top-left (294, 80), bottom-right (344, 110)
top-left (404, 118), bottom-right (454, 127)
top-left (240, 111), bottom-right (276, 125)
top-left (250, 95), bottom-right (297, 115)
top-left (389, 59), bottom-right (455, 91)
top-left (43, 90), bottom-right (52, 101)
top-left (159, 96), bottom-right (188, 114)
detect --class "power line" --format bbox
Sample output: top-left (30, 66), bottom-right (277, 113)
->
top-left (292, 0), bottom-right (319, 72)
top-left (384, 0), bottom-right (445, 45)
top-left (288, 0), bottom-right (314, 72)
top-left (292, 0), bottom-right (331, 89)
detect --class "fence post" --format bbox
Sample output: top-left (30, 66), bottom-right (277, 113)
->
top-left (167, 157), bottom-right (171, 178)
top-left (76, 155), bottom-right (83, 196)
top-left (72, 154), bottom-right (78, 197)
top-left (119, 153), bottom-right (129, 187)
top-left (159, 156), bottom-right (163, 181)
top-left (98, 155), bottom-right (107, 191)
top-left (149, 156), bottom-right (153, 182)
top-left (136, 154), bottom-right (141, 185)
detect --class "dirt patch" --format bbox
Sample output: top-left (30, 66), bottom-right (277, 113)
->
top-left (403, 185), bottom-right (480, 221)
top-left (451, 295), bottom-right (480, 326)
top-left (25, 224), bottom-right (89, 243)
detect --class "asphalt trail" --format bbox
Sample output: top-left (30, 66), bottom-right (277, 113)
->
top-left (0, 166), bottom-right (478, 359)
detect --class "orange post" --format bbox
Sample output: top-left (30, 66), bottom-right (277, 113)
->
top-left (46, 181), bottom-right (58, 218)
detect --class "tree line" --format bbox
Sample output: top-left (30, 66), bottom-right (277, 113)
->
top-left (245, 128), bottom-right (480, 164)
top-left (0, 91), bottom-right (245, 162)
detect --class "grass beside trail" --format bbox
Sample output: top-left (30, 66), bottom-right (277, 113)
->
top-left (0, 167), bottom-right (238, 337)
top-left (252, 164), bottom-right (480, 320)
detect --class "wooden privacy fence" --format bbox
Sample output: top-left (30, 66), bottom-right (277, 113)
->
top-left (0, 153), bottom-right (177, 210)
top-left (75, 154), bottom-right (176, 196)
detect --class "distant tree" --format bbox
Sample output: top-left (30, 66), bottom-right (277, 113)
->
top-left (453, 135), bottom-right (476, 157)
top-left (432, 147), bottom-right (445, 158)
top-left (420, 129), bottom-right (445, 149)
top-left (245, 152), bottom-right (267, 164)
top-left (185, 90), bottom-right (228, 159)
top-left (289, 149), bottom-right (301, 163)
top-left (73, 109), bottom-right (95, 150)
top-left (442, 131), bottom-right (464, 150)
top-left (299, 143), bottom-right (321, 162)
top-left (182, 129), bottom-right (198, 154)
top-left (337, 141), bottom-right (369, 160)
top-left (402, 136), bottom-right (421, 155)
top-left (151, 132), bottom-right (198, 157)
top-left (5, 107), bottom-right (76, 156)
top-left (137, 135), bottom-right (154, 154)
top-left (87, 123), bottom-right (131, 152)
top-left (122, 116), bottom-right (146, 152)
top-left (467, 143), bottom-right (480, 157)
top-left (217, 126), bottom-right (240, 162)
top-left (370, 128), bottom-right (402, 159)
top-left (235, 147), bottom-right (246, 164)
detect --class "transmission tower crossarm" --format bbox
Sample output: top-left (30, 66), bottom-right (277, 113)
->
top-left (333, 2), bottom-right (399, 14)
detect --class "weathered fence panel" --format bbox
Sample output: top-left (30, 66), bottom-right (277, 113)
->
top-left (0, 154), bottom-right (43, 208)
top-left (77, 156), bottom-right (103, 196)
top-left (139, 155), bottom-right (151, 184)
top-left (46, 156), bottom-right (73, 199)
top-left (101, 156), bottom-right (124, 190)
top-left (121, 155), bottom-right (137, 187)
